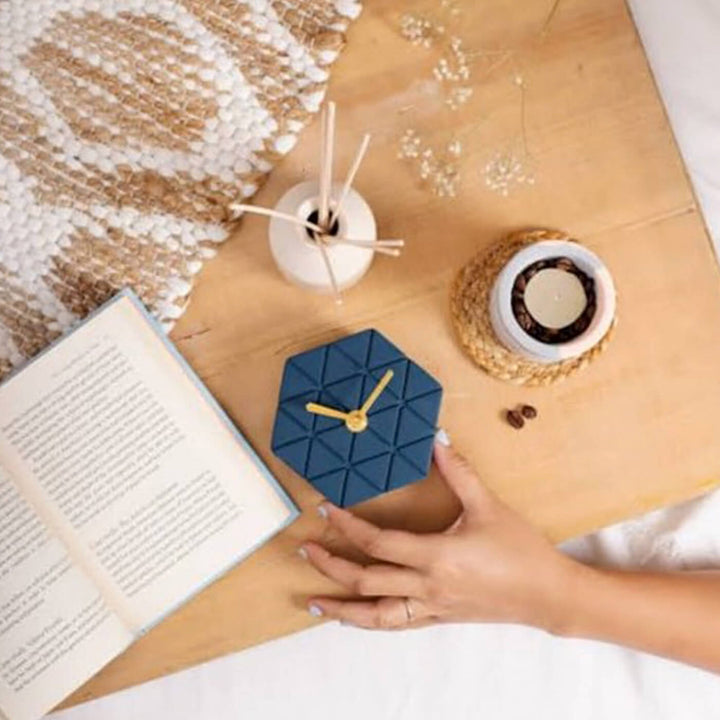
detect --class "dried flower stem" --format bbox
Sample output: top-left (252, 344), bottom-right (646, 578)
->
top-left (518, 76), bottom-right (529, 157)
top-left (541, 0), bottom-right (562, 35)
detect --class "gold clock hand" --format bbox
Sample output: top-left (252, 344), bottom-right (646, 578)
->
top-left (360, 369), bottom-right (394, 415)
top-left (305, 402), bottom-right (351, 422)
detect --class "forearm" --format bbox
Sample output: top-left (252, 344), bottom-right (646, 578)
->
top-left (559, 564), bottom-right (720, 672)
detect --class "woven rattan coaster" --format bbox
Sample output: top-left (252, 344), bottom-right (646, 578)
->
top-left (450, 228), bottom-right (615, 386)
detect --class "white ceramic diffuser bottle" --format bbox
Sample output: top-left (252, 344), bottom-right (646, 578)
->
top-left (231, 102), bottom-right (403, 303)
top-left (268, 180), bottom-right (376, 293)
top-left (489, 240), bottom-right (616, 364)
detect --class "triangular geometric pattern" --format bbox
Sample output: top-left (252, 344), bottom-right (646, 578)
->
top-left (271, 329), bottom-right (442, 507)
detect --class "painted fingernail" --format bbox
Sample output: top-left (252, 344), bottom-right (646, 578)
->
top-left (297, 545), bottom-right (308, 560)
top-left (308, 604), bottom-right (324, 617)
top-left (435, 428), bottom-right (451, 447)
top-left (317, 503), bottom-right (329, 519)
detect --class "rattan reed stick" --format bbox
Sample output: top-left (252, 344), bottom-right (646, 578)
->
top-left (231, 204), bottom-right (324, 236)
top-left (317, 240), bottom-right (342, 304)
top-left (328, 238), bottom-right (401, 256)
top-left (329, 133), bottom-right (371, 228)
top-left (318, 101), bottom-right (336, 229)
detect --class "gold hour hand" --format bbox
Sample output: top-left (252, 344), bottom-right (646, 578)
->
top-left (305, 402), bottom-right (351, 422)
top-left (360, 369), bottom-right (394, 415)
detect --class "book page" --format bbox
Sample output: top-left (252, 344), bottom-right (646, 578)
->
top-left (0, 465), bottom-right (131, 720)
top-left (0, 293), bottom-right (295, 633)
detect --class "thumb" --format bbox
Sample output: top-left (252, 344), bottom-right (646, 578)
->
top-left (433, 431), bottom-right (492, 519)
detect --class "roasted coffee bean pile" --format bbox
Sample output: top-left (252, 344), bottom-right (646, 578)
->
top-left (511, 257), bottom-right (596, 344)
top-left (506, 404), bottom-right (538, 429)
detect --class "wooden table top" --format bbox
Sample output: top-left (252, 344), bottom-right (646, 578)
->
top-left (64, 0), bottom-right (720, 707)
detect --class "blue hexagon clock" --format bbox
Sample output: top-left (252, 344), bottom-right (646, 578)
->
top-left (271, 329), bottom-right (443, 507)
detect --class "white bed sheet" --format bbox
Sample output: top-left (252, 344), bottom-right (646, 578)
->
top-left (51, 2), bottom-right (720, 719)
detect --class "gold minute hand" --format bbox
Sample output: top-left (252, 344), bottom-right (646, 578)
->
top-left (360, 369), bottom-right (394, 415)
top-left (305, 403), bottom-right (351, 421)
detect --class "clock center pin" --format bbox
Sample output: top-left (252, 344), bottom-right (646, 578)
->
top-left (345, 410), bottom-right (368, 433)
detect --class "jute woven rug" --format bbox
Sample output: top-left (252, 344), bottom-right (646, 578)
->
top-left (0, 0), bottom-right (361, 378)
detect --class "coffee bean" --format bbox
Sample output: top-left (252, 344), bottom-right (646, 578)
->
top-left (555, 257), bottom-right (574, 271)
top-left (517, 312), bottom-right (532, 331)
top-left (538, 327), bottom-right (554, 343)
top-left (506, 409), bottom-right (525, 429)
top-left (520, 404), bottom-right (537, 419)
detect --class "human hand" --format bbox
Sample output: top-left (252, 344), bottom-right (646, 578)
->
top-left (300, 431), bottom-right (580, 632)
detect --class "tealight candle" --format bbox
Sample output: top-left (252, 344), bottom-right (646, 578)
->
top-left (523, 268), bottom-right (587, 328)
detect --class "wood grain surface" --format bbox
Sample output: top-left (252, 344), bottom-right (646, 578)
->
top-left (63, 0), bottom-right (720, 707)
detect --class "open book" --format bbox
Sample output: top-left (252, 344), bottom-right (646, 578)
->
top-left (0, 290), bottom-right (298, 720)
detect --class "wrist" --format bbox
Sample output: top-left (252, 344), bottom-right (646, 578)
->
top-left (546, 559), bottom-right (610, 638)
top-left (539, 556), bottom-right (598, 637)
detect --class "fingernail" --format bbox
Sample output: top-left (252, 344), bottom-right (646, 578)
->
top-left (308, 604), bottom-right (324, 617)
top-left (435, 428), bottom-right (451, 447)
top-left (340, 620), bottom-right (359, 627)
top-left (297, 545), bottom-right (308, 560)
top-left (317, 503), bottom-right (329, 519)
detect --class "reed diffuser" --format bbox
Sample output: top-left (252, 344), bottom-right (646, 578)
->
top-left (231, 102), bottom-right (403, 303)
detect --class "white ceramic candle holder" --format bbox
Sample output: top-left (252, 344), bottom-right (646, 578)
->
top-left (269, 180), bottom-right (376, 293)
top-left (489, 240), bottom-right (616, 364)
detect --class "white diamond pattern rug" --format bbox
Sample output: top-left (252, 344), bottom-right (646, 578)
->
top-left (0, 0), bottom-right (361, 377)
